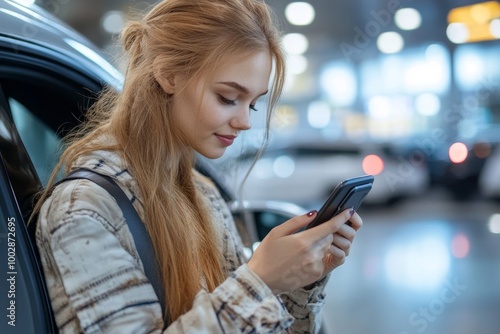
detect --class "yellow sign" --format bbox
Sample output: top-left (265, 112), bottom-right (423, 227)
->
top-left (448, 1), bottom-right (500, 42)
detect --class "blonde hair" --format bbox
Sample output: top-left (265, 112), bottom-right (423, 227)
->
top-left (37, 0), bottom-right (285, 322)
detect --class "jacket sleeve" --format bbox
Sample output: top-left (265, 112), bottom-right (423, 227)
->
top-left (37, 179), bottom-right (294, 334)
top-left (278, 274), bottom-right (330, 334)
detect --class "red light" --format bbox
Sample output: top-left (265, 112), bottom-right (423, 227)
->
top-left (449, 142), bottom-right (468, 163)
top-left (362, 154), bottom-right (384, 175)
top-left (451, 233), bottom-right (470, 258)
top-left (473, 142), bottom-right (491, 159)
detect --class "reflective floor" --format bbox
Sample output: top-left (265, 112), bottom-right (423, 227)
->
top-left (321, 188), bottom-right (500, 334)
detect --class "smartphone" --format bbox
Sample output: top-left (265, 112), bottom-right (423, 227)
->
top-left (305, 175), bottom-right (374, 230)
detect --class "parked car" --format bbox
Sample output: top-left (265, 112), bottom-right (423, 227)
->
top-left (478, 144), bottom-right (500, 201)
top-left (0, 1), bottom-right (305, 333)
top-left (425, 125), bottom-right (500, 201)
top-left (228, 139), bottom-right (430, 208)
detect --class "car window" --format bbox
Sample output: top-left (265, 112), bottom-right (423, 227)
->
top-left (0, 56), bottom-right (102, 185)
top-left (9, 98), bottom-right (61, 186)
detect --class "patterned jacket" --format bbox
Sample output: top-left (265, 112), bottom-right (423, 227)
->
top-left (36, 147), bottom-right (329, 333)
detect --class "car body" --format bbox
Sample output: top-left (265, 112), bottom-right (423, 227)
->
top-left (0, 1), bottom-right (305, 333)
top-left (478, 144), bottom-right (500, 200)
top-left (228, 139), bottom-right (430, 208)
top-left (425, 125), bottom-right (500, 200)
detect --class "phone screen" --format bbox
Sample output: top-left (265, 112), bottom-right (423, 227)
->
top-left (305, 175), bottom-right (373, 230)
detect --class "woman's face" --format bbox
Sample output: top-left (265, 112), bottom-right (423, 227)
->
top-left (168, 51), bottom-right (272, 159)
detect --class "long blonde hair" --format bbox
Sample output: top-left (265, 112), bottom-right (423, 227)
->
top-left (37, 0), bottom-right (285, 322)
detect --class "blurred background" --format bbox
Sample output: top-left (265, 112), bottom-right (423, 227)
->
top-left (30, 0), bottom-right (500, 333)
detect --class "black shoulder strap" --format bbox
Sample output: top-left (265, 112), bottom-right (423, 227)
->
top-left (56, 168), bottom-right (166, 315)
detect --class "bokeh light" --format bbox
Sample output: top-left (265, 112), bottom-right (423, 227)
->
top-left (449, 142), bottom-right (468, 163)
top-left (285, 2), bottom-right (315, 26)
top-left (451, 233), bottom-right (470, 258)
top-left (362, 154), bottom-right (384, 175)
top-left (395, 8), bottom-right (422, 30)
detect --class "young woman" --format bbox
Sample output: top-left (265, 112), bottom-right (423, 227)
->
top-left (35, 0), bottom-right (363, 332)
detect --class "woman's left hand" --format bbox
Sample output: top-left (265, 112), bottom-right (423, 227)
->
top-left (320, 211), bottom-right (363, 276)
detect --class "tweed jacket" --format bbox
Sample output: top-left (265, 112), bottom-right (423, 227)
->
top-left (36, 146), bottom-right (329, 333)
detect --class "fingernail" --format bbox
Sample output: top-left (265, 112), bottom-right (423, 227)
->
top-left (307, 210), bottom-right (317, 217)
top-left (349, 207), bottom-right (355, 217)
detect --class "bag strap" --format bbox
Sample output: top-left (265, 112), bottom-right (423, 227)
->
top-left (55, 168), bottom-right (166, 316)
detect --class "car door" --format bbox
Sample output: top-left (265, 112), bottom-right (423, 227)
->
top-left (0, 25), bottom-right (113, 334)
top-left (0, 83), bottom-right (56, 333)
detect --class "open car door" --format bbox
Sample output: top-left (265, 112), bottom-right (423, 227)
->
top-left (0, 84), bottom-right (57, 333)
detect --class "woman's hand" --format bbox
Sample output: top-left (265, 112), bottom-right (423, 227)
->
top-left (247, 209), bottom-right (362, 294)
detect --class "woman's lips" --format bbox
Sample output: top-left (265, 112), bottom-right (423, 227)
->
top-left (215, 134), bottom-right (236, 146)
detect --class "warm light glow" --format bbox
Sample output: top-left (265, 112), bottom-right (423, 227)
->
top-left (451, 233), bottom-right (470, 258)
top-left (449, 142), bottom-right (468, 163)
top-left (362, 155), bottom-right (384, 175)
top-left (471, 3), bottom-right (492, 23)
top-left (272, 105), bottom-right (299, 130)
top-left (448, 1), bottom-right (500, 42)
top-left (473, 142), bottom-right (492, 159)
top-left (285, 2), bottom-right (315, 26)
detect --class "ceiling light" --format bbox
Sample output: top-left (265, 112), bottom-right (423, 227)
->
top-left (490, 18), bottom-right (500, 38)
top-left (376, 32), bottom-right (404, 54)
top-left (102, 11), bottom-right (125, 34)
top-left (415, 93), bottom-right (441, 117)
top-left (307, 101), bottom-right (331, 129)
top-left (285, 2), bottom-right (315, 26)
top-left (446, 22), bottom-right (470, 43)
top-left (470, 3), bottom-right (493, 24)
top-left (395, 8), bottom-right (422, 30)
top-left (282, 33), bottom-right (309, 55)
top-left (287, 54), bottom-right (308, 75)
top-left (320, 63), bottom-right (357, 107)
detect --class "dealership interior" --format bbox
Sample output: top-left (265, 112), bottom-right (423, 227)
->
top-left (26, 0), bottom-right (500, 333)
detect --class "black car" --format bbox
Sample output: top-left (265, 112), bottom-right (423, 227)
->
top-left (0, 1), bottom-right (305, 333)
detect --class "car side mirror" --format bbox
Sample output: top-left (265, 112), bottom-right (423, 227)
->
top-left (228, 200), bottom-right (307, 255)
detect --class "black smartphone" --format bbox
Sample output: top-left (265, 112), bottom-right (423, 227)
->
top-left (305, 175), bottom-right (374, 230)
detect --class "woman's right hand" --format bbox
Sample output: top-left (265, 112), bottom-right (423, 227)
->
top-left (247, 208), bottom-right (361, 294)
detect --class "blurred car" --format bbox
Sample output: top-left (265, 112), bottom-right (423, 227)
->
top-left (478, 144), bottom-right (500, 201)
top-left (0, 1), bottom-right (305, 333)
top-left (426, 125), bottom-right (500, 200)
top-left (231, 139), bottom-right (430, 208)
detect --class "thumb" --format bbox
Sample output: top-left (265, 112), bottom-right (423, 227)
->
top-left (273, 210), bottom-right (317, 236)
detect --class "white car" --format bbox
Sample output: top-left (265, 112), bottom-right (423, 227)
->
top-left (228, 140), bottom-right (430, 208)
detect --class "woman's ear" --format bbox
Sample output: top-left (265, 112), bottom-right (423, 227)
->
top-left (153, 57), bottom-right (175, 94)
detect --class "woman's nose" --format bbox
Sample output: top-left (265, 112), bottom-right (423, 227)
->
top-left (231, 107), bottom-right (252, 130)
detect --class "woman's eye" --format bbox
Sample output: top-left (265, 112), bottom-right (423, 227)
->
top-left (250, 104), bottom-right (258, 111)
top-left (218, 95), bottom-right (236, 106)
